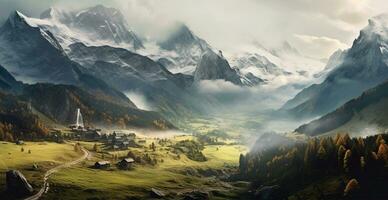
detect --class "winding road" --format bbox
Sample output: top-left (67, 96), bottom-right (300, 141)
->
top-left (24, 147), bottom-right (90, 200)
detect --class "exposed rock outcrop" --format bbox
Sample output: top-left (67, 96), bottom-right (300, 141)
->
top-left (6, 170), bottom-right (33, 197)
top-left (194, 50), bottom-right (242, 85)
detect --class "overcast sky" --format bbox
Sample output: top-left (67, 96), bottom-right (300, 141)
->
top-left (0, 0), bottom-right (387, 59)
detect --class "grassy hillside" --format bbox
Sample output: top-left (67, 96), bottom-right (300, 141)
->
top-left (0, 142), bottom-right (81, 195)
top-left (44, 137), bottom-right (247, 199)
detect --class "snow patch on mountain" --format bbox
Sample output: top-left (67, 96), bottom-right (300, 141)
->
top-left (140, 23), bottom-right (213, 75)
top-left (226, 42), bottom-right (326, 88)
top-left (28, 5), bottom-right (143, 51)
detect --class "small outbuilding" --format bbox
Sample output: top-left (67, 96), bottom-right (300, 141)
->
top-left (15, 140), bottom-right (24, 145)
top-left (118, 158), bottom-right (135, 170)
top-left (94, 161), bottom-right (111, 169)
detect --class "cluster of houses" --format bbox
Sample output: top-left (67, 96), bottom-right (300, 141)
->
top-left (108, 132), bottom-right (137, 150)
top-left (65, 126), bottom-right (138, 150)
top-left (94, 157), bottom-right (135, 170)
top-left (66, 109), bottom-right (138, 150)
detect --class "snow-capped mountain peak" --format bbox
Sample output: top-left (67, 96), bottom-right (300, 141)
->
top-left (40, 7), bottom-right (59, 19)
top-left (365, 13), bottom-right (388, 35)
top-left (355, 13), bottom-right (388, 46)
top-left (159, 23), bottom-right (209, 52)
top-left (143, 23), bottom-right (213, 75)
top-left (8, 11), bottom-right (38, 29)
top-left (2, 10), bottom-right (63, 51)
top-left (33, 5), bottom-right (144, 50)
top-left (70, 5), bottom-right (143, 49)
top-left (282, 13), bottom-right (388, 118)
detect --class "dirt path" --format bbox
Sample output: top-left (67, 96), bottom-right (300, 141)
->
top-left (24, 147), bottom-right (90, 200)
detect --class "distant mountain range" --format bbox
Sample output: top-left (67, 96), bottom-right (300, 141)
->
top-left (0, 5), bottom-right (274, 124)
top-left (227, 41), bottom-right (326, 87)
top-left (0, 8), bottom-right (205, 122)
top-left (295, 79), bottom-right (388, 136)
top-left (282, 14), bottom-right (388, 119)
top-left (2, 4), bottom-right (369, 133)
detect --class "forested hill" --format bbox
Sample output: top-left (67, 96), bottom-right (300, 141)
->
top-left (235, 133), bottom-right (388, 199)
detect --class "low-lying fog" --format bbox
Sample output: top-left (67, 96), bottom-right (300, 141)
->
top-left (102, 128), bottom-right (190, 139)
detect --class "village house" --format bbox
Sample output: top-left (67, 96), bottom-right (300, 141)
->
top-left (118, 158), bottom-right (135, 170)
top-left (83, 129), bottom-right (103, 140)
top-left (108, 132), bottom-right (136, 150)
top-left (94, 161), bottom-right (111, 169)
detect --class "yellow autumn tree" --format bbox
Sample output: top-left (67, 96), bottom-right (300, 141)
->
top-left (376, 135), bottom-right (384, 146)
top-left (317, 145), bottom-right (327, 160)
top-left (336, 133), bottom-right (350, 147)
top-left (357, 137), bottom-right (365, 149)
top-left (344, 179), bottom-right (359, 196)
top-left (343, 149), bottom-right (352, 172)
top-left (338, 145), bottom-right (347, 167)
top-left (333, 133), bottom-right (341, 145)
top-left (377, 142), bottom-right (388, 165)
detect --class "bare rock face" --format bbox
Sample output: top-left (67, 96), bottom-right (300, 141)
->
top-left (194, 50), bottom-right (242, 85)
top-left (6, 170), bottom-right (33, 197)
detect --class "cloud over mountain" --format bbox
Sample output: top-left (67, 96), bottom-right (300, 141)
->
top-left (1, 0), bottom-right (387, 59)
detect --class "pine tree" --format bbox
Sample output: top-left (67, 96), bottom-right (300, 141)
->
top-left (377, 142), bottom-right (388, 165)
top-left (93, 143), bottom-right (99, 152)
top-left (317, 145), bottom-right (327, 160)
top-left (333, 133), bottom-right (341, 144)
top-left (344, 179), bottom-right (359, 196)
top-left (337, 133), bottom-right (350, 147)
top-left (376, 135), bottom-right (384, 146)
top-left (343, 149), bottom-right (352, 172)
top-left (338, 145), bottom-right (347, 168)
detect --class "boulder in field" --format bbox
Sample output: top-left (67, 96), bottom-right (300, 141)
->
top-left (6, 170), bottom-right (33, 196)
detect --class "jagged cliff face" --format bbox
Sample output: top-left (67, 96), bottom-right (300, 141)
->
top-left (159, 24), bottom-right (210, 53)
top-left (282, 14), bottom-right (388, 119)
top-left (153, 24), bottom-right (212, 75)
top-left (39, 5), bottom-right (143, 50)
top-left (66, 42), bottom-right (211, 119)
top-left (194, 50), bottom-right (243, 85)
top-left (0, 11), bottom-right (80, 84)
top-left (0, 13), bottom-right (137, 109)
